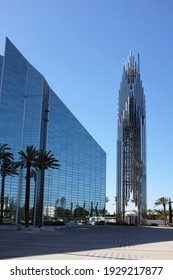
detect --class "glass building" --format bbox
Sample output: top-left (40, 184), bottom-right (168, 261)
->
top-left (0, 38), bottom-right (106, 225)
top-left (116, 51), bottom-right (147, 223)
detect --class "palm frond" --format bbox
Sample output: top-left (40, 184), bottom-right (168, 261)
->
top-left (35, 150), bottom-right (60, 170)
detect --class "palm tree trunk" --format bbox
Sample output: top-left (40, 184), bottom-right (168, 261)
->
top-left (0, 175), bottom-right (5, 224)
top-left (169, 202), bottom-right (172, 223)
top-left (163, 204), bottom-right (167, 225)
top-left (25, 165), bottom-right (31, 227)
top-left (38, 167), bottom-right (45, 228)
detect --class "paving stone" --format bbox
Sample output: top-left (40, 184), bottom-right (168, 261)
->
top-left (0, 225), bottom-right (173, 260)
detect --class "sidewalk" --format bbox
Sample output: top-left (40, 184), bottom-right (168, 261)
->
top-left (0, 225), bottom-right (173, 260)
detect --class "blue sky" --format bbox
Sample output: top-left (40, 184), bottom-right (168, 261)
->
top-left (0, 0), bottom-right (173, 213)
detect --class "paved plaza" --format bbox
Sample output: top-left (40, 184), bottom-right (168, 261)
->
top-left (0, 225), bottom-right (173, 260)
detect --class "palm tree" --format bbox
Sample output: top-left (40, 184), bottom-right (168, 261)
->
top-left (30, 168), bottom-right (38, 224)
top-left (154, 197), bottom-right (169, 225)
top-left (105, 196), bottom-right (109, 203)
top-left (168, 198), bottom-right (173, 223)
top-left (147, 209), bottom-right (155, 220)
top-left (0, 144), bottom-right (11, 156)
top-left (35, 150), bottom-right (60, 227)
top-left (0, 144), bottom-right (18, 224)
top-left (18, 145), bottom-right (38, 227)
top-left (36, 150), bottom-right (60, 171)
top-left (0, 144), bottom-right (13, 168)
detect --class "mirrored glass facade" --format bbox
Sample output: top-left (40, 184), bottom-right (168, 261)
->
top-left (116, 51), bottom-right (147, 223)
top-left (0, 38), bottom-right (106, 225)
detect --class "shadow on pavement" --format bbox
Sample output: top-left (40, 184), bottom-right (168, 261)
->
top-left (0, 225), bottom-right (173, 259)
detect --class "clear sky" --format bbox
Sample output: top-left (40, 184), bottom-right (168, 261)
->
top-left (0, 0), bottom-right (173, 213)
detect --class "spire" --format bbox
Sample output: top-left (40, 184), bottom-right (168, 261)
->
top-left (124, 50), bottom-right (140, 85)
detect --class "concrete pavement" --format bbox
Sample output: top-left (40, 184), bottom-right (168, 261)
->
top-left (0, 225), bottom-right (173, 260)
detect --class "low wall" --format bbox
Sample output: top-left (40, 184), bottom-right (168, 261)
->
top-left (147, 219), bottom-right (164, 225)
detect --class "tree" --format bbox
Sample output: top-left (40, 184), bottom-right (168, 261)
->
top-left (154, 197), bottom-right (169, 225)
top-left (18, 145), bottom-right (38, 227)
top-left (30, 168), bottom-right (38, 223)
top-left (74, 207), bottom-right (89, 219)
top-left (0, 144), bottom-right (18, 224)
top-left (95, 202), bottom-right (99, 216)
top-left (147, 209), bottom-right (156, 220)
top-left (105, 196), bottom-right (109, 203)
top-left (90, 201), bottom-right (94, 216)
top-left (4, 196), bottom-right (16, 219)
top-left (168, 198), bottom-right (173, 223)
top-left (34, 150), bottom-right (60, 227)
